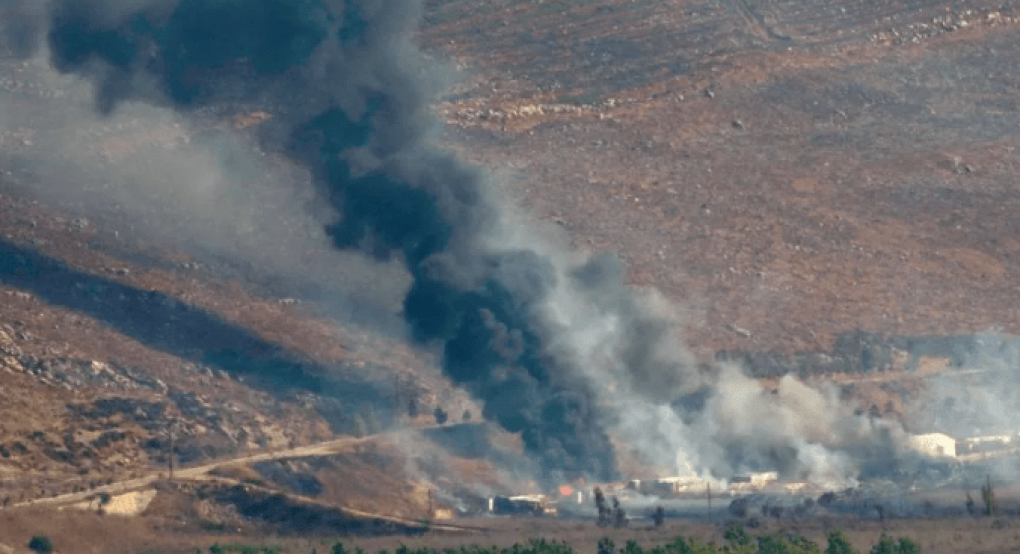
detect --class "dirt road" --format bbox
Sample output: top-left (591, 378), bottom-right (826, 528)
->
top-left (10, 432), bottom-right (382, 510)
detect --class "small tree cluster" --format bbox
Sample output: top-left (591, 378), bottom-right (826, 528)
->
top-left (28, 535), bottom-right (53, 554)
top-left (593, 488), bottom-right (627, 528)
top-left (868, 534), bottom-right (920, 554)
top-left (205, 529), bottom-right (919, 554)
top-left (981, 475), bottom-right (998, 517)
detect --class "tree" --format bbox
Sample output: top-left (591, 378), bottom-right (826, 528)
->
top-left (612, 496), bottom-right (628, 528)
top-left (652, 506), bottom-right (665, 528)
top-left (981, 474), bottom-right (998, 516)
top-left (788, 535), bottom-right (822, 554)
top-left (594, 487), bottom-right (611, 527)
top-left (868, 534), bottom-right (896, 554)
top-left (623, 540), bottom-right (644, 554)
top-left (757, 535), bottom-right (790, 554)
top-left (826, 530), bottom-right (858, 554)
top-left (965, 491), bottom-right (977, 516)
top-left (725, 524), bottom-right (751, 546)
top-left (895, 538), bottom-right (920, 554)
top-left (28, 535), bottom-right (53, 554)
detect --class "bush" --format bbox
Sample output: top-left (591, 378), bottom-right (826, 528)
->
top-left (289, 530), bottom-right (916, 554)
top-left (756, 535), bottom-right (789, 554)
top-left (28, 535), bottom-right (53, 554)
top-left (726, 524), bottom-right (752, 546)
top-left (868, 535), bottom-right (896, 554)
top-left (895, 538), bottom-right (920, 554)
top-left (868, 534), bottom-right (918, 554)
top-left (755, 534), bottom-right (821, 554)
top-left (623, 540), bottom-right (643, 554)
top-left (826, 530), bottom-right (857, 554)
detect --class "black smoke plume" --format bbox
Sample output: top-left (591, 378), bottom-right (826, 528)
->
top-left (6, 0), bottom-right (617, 482)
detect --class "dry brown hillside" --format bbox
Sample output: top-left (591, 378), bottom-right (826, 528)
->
top-left (420, 0), bottom-right (1020, 355)
top-left (0, 0), bottom-right (1017, 538)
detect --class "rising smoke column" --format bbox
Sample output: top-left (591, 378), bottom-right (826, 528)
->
top-left (1, 0), bottom-right (924, 487)
top-left (8, 0), bottom-right (617, 481)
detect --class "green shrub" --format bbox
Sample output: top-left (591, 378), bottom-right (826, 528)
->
top-left (757, 535), bottom-right (790, 554)
top-left (28, 535), bottom-right (53, 554)
top-left (209, 545), bottom-right (225, 554)
top-left (981, 475), bottom-right (998, 517)
top-left (787, 536), bottom-right (822, 554)
top-left (685, 538), bottom-right (719, 554)
top-left (895, 538), bottom-right (920, 554)
top-left (756, 534), bottom-right (821, 554)
top-left (623, 540), bottom-right (644, 554)
top-left (826, 530), bottom-right (857, 554)
top-left (868, 534), bottom-right (917, 554)
top-left (869, 535), bottom-right (896, 554)
top-left (726, 524), bottom-right (752, 546)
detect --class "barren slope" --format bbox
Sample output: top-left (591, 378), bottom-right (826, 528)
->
top-left (0, 0), bottom-right (1017, 520)
top-left (421, 0), bottom-right (1020, 356)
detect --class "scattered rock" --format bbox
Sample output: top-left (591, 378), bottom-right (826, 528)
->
top-left (727, 324), bottom-right (752, 339)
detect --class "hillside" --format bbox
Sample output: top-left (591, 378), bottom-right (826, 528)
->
top-left (421, 0), bottom-right (1020, 355)
top-left (0, 0), bottom-right (1017, 541)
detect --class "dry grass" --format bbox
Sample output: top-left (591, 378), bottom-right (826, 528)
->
top-left (0, 507), bottom-right (172, 554)
top-left (18, 514), bottom-right (1013, 554)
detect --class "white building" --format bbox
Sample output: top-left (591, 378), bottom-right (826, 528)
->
top-left (908, 433), bottom-right (957, 458)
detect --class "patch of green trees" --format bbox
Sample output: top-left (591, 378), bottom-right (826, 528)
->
top-left (206, 526), bottom-right (921, 554)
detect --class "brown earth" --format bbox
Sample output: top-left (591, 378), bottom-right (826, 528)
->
top-left (0, 0), bottom-right (1018, 549)
top-left (421, 0), bottom-right (1020, 356)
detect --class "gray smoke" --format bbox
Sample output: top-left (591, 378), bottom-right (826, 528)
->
top-left (0, 0), bottom-right (927, 487)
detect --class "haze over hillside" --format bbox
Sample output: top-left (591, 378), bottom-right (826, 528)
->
top-left (0, 0), bottom-right (1017, 533)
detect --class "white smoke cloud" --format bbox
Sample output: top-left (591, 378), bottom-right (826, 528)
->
top-left (0, 49), bottom-right (410, 327)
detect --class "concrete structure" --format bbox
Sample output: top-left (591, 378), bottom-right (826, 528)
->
top-left (488, 494), bottom-right (556, 516)
top-left (731, 472), bottom-right (779, 488)
top-left (958, 434), bottom-right (1014, 454)
top-left (908, 433), bottom-right (957, 457)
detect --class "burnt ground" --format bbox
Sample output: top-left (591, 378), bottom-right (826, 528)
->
top-left (421, 0), bottom-right (1020, 358)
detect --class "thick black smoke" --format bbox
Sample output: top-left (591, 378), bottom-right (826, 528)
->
top-left (6, 0), bottom-right (616, 481)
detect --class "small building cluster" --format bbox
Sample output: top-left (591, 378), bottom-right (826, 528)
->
top-left (907, 433), bottom-right (957, 458)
